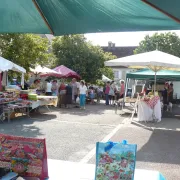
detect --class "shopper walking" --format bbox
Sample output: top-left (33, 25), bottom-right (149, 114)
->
top-left (79, 80), bottom-right (87, 109)
top-left (104, 81), bottom-right (110, 105)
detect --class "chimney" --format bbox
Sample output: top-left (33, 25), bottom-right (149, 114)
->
top-left (108, 41), bottom-right (112, 49)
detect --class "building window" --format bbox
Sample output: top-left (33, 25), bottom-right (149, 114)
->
top-left (114, 71), bottom-right (119, 79)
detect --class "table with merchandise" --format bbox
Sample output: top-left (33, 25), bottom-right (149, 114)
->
top-left (0, 91), bottom-right (30, 123)
top-left (0, 132), bottom-right (166, 180)
top-left (0, 90), bottom-right (58, 122)
top-left (29, 95), bottom-right (58, 112)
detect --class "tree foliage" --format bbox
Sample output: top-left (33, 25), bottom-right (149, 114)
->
top-left (52, 35), bottom-right (115, 83)
top-left (0, 34), bottom-right (52, 72)
top-left (134, 32), bottom-right (180, 57)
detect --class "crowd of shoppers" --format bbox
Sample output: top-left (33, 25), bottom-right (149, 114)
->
top-left (103, 80), bottom-right (125, 105)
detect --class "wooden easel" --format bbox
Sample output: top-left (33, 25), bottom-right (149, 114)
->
top-left (131, 93), bottom-right (140, 121)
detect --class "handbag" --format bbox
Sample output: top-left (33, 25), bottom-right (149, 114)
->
top-left (0, 133), bottom-right (48, 179)
top-left (60, 90), bottom-right (66, 95)
top-left (95, 140), bottom-right (137, 180)
top-left (76, 96), bottom-right (80, 103)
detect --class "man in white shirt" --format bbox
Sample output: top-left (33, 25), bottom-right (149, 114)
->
top-left (45, 79), bottom-right (52, 96)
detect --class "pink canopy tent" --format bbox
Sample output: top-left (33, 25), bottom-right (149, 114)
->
top-left (54, 65), bottom-right (81, 79)
top-left (41, 65), bottom-right (80, 79)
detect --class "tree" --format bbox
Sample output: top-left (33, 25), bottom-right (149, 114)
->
top-left (52, 35), bottom-right (115, 83)
top-left (134, 32), bottom-right (180, 57)
top-left (99, 52), bottom-right (116, 80)
top-left (0, 34), bottom-right (52, 72)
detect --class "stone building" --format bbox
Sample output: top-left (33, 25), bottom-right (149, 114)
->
top-left (101, 41), bottom-right (138, 80)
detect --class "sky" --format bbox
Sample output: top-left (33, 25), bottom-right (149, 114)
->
top-left (85, 30), bottom-right (180, 47)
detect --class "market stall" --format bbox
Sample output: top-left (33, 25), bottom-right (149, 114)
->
top-left (39, 65), bottom-right (81, 107)
top-left (126, 69), bottom-right (180, 122)
top-left (137, 96), bottom-right (161, 122)
top-left (0, 58), bottom-right (59, 122)
top-left (105, 50), bottom-right (180, 122)
top-left (30, 65), bottom-right (61, 77)
top-left (0, 91), bottom-right (31, 123)
top-left (127, 68), bottom-right (180, 99)
top-left (126, 69), bottom-right (180, 81)
top-left (40, 65), bottom-right (80, 79)
top-left (0, 56), bottom-right (28, 122)
top-left (1, 92), bottom-right (58, 122)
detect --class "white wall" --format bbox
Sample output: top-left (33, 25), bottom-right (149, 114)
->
top-left (113, 68), bottom-right (131, 80)
top-left (173, 82), bottom-right (180, 99)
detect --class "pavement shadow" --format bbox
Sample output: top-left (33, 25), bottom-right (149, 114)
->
top-left (29, 113), bottom-right (57, 121)
top-left (116, 105), bottom-right (134, 117)
top-left (162, 105), bottom-right (180, 118)
top-left (0, 112), bottom-right (57, 138)
top-left (132, 117), bottom-right (180, 131)
top-left (0, 122), bottom-right (43, 138)
top-left (137, 129), bottom-right (180, 165)
top-left (58, 104), bottom-right (115, 116)
top-left (1, 112), bottom-right (57, 123)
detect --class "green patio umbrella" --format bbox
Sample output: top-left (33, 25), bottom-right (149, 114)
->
top-left (2, 0), bottom-right (180, 35)
top-left (142, 0), bottom-right (180, 23)
top-left (127, 69), bottom-right (180, 81)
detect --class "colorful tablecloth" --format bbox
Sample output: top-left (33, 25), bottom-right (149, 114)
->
top-left (137, 99), bottom-right (161, 122)
top-left (46, 159), bottom-right (166, 180)
top-left (143, 96), bottom-right (160, 109)
top-left (29, 96), bottom-right (58, 110)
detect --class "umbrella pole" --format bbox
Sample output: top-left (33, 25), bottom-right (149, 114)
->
top-left (154, 71), bottom-right (157, 96)
top-left (152, 71), bottom-right (158, 122)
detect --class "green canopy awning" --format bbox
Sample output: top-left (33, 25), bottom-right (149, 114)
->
top-left (142, 0), bottom-right (180, 23)
top-left (1, 0), bottom-right (180, 35)
top-left (127, 69), bottom-right (180, 81)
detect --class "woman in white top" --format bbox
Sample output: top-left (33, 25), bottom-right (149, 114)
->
top-left (79, 80), bottom-right (87, 109)
top-left (45, 79), bottom-right (52, 96)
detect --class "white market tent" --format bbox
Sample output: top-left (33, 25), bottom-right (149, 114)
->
top-left (102, 75), bottom-right (112, 82)
top-left (0, 56), bottom-right (26, 73)
top-left (105, 50), bottom-right (180, 71)
top-left (30, 65), bottom-right (59, 75)
top-left (0, 56), bottom-right (26, 88)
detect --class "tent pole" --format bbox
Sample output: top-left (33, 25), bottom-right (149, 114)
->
top-left (124, 78), bottom-right (128, 98)
top-left (123, 76), bottom-right (128, 109)
top-left (126, 78), bottom-right (130, 95)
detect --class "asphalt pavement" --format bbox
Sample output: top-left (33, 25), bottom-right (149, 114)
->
top-left (0, 103), bottom-right (180, 180)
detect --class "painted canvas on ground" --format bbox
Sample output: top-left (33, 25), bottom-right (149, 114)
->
top-left (0, 134), bottom-right (48, 179)
top-left (95, 141), bottom-right (137, 180)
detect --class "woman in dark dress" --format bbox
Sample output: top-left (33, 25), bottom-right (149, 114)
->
top-left (162, 82), bottom-right (169, 105)
top-left (65, 84), bottom-right (72, 108)
top-left (58, 82), bottom-right (66, 107)
top-left (168, 83), bottom-right (174, 103)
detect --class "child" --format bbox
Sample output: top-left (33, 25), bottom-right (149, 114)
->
top-left (89, 87), bottom-right (95, 104)
top-left (51, 80), bottom-right (58, 96)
